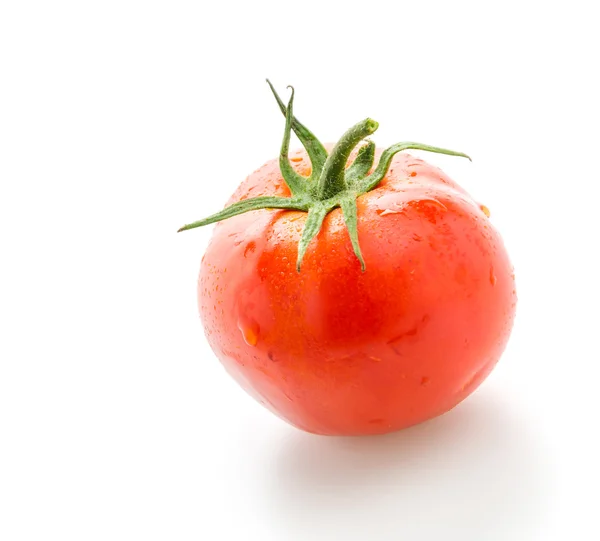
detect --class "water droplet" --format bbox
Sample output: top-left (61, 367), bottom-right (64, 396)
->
top-left (387, 328), bottom-right (417, 355)
top-left (377, 208), bottom-right (403, 216)
top-left (480, 204), bottom-right (491, 218)
top-left (238, 317), bottom-right (259, 346)
top-left (459, 362), bottom-right (491, 394)
top-left (489, 267), bottom-right (497, 286)
top-left (420, 198), bottom-right (447, 211)
top-left (244, 241), bottom-right (257, 257)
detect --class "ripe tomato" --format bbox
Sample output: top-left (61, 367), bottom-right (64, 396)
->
top-left (180, 82), bottom-right (516, 435)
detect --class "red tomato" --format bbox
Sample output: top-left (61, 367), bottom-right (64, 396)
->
top-left (181, 83), bottom-right (516, 435)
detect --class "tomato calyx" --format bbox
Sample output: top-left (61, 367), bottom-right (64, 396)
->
top-left (178, 81), bottom-right (471, 272)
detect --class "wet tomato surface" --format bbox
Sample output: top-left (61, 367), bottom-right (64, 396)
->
top-left (198, 148), bottom-right (516, 435)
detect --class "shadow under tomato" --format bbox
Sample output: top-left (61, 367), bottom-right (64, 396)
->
top-left (261, 389), bottom-right (551, 541)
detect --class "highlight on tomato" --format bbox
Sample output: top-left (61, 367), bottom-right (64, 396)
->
top-left (178, 81), bottom-right (516, 436)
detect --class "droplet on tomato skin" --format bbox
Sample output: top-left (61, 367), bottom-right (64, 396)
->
top-left (490, 267), bottom-right (497, 286)
top-left (244, 241), bottom-right (257, 257)
top-left (387, 329), bottom-right (417, 355)
top-left (377, 207), bottom-right (404, 217)
top-left (238, 318), bottom-right (259, 346)
top-left (288, 213), bottom-right (304, 223)
top-left (459, 362), bottom-right (492, 394)
top-left (421, 198), bottom-right (447, 211)
top-left (480, 204), bottom-right (491, 218)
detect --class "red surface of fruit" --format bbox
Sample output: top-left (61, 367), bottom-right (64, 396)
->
top-left (198, 147), bottom-right (516, 435)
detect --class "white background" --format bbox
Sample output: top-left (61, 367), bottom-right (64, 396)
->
top-left (1, 1), bottom-right (598, 539)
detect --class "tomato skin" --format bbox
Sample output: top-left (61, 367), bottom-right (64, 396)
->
top-left (198, 148), bottom-right (516, 436)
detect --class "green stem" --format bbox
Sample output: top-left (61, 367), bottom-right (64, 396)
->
top-left (317, 118), bottom-right (379, 199)
top-left (296, 204), bottom-right (328, 271)
top-left (178, 81), bottom-right (472, 274)
top-left (278, 87), bottom-right (308, 196)
top-left (177, 196), bottom-right (307, 232)
top-left (340, 197), bottom-right (365, 271)
top-left (266, 79), bottom-right (328, 178)
top-left (357, 142), bottom-right (471, 193)
top-left (345, 140), bottom-right (375, 186)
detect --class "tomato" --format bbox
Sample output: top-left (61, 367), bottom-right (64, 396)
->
top-left (180, 82), bottom-right (516, 435)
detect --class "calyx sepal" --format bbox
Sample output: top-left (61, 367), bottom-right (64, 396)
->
top-left (178, 81), bottom-right (471, 271)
